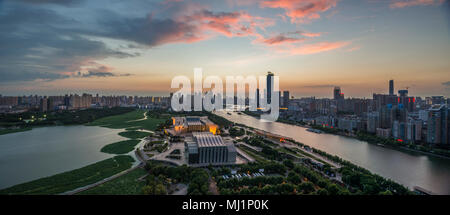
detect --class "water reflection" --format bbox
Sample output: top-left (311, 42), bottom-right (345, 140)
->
top-left (0, 125), bottom-right (126, 189)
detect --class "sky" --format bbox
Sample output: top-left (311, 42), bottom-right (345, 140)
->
top-left (0, 0), bottom-right (449, 98)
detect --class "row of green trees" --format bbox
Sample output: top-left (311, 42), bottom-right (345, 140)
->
top-left (229, 127), bottom-right (245, 137)
top-left (289, 140), bottom-right (413, 195)
top-left (216, 158), bottom-right (349, 195)
top-left (143, 162), bottom-right (211, 195)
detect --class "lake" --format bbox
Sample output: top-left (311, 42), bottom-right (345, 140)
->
top-left (0, 125), bottom-right (126, 189)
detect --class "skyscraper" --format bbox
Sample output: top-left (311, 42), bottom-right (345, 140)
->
top-left (333, 87), bottom-right (344, 100)
top-left (256, 88), bottom-right (260, 109)
top-left (389, 80), bottom-right (394, 96)
top-left (283, 91), bottom-right (290, 108)
top-left (39, 97), bottom-right (48, 112)
top-left (427, 105), bottom-right (448, 144)
top-left (266, 71), bottom-right (274, 104)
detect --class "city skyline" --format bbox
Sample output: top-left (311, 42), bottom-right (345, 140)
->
top-left (0, 0), bottom-right (449, 98)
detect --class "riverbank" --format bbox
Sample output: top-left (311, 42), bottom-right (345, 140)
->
top-left (243, 111), bottom-right (450, 159)
top-left (217, 111), bottom-right (450, 194)
top-left (312, 126), bottom-right (450, 159)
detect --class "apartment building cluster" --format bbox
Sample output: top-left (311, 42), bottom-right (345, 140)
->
top-left (280, 81), bottom-right (450, 145)
top-left (0, 94), bottom-right (170, 113)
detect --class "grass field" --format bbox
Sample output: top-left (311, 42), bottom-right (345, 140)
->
top-left (78, 168), bottom-right (147, 195)
top-left (87, 110), bottom-right (167, 131)
top-left (100, 139), bottom-right (141, 154)
top-left (118, 130), bottom-right (151, 139)
top-left (0, 155), bottom-right (134, 195)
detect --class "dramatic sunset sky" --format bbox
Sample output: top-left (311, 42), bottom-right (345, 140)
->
top-left (0, 0), bottom-right (449, 98)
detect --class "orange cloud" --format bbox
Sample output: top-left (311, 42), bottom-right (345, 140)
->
top-left (389, 0), bottom-right (445, 9)
top-left (286, 41), bottom-right (349, 55)
top-left (301, 32), bottom-right (322, 37)
top-left (180, 10), bottom-right (274, 39)
top-left (260, 0), bottom-right (338, 23)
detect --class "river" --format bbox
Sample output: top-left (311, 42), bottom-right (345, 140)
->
top-left (0, 125), bottom-right (126, 189)
top-left (217, 111), bottom-right (450, 195)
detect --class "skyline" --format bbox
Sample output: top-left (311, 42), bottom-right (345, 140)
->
top-left (1, 0), bottom-right (450, 98)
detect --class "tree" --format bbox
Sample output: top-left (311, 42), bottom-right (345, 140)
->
top-left (283, 159), bottom-right (294, 169)
top-left (287, 171), bottom-right (301, 184)
top-left (378, 190), bottom-right (393, 195)
top-left (298, 182), bottom-right (315, 194)
top-left (326, 184), bottom-right (340, 195)
top-left (154, 184), bottom-right (167, 195)
top-left (317, 180), bottom-right (328, 188)
top-left (142, 185), bottom-right (153, 195)
top-left (317, 188), bottom-right (329, 195)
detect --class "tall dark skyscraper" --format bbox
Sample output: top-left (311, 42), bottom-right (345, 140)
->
top-left (333, 87), bottom-right (344, 100)
top-left (266, 71), bottom-right (274, 104)
top-left (256, 88), bottom-right (260, 109)
top-left (283, 91), bottom-right (290, 108)
top-left (389, 80), bottom-right (394, 95)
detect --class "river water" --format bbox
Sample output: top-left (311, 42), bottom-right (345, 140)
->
top-left (217, 111), bottom-right (450, 195)
top-left (0, 125), bottom-right (126, 189)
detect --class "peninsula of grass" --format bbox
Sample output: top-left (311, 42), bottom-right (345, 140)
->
top-left (78, 168), bottom-right (147, 195)
top-left (118, 130), bottom-right (151, 139)
top-left (0, 155), bottom-right (134, 195)
top-left (87, 110), bottom-right (168, 131)
top-left (101, 139), bottom-right (141, 154)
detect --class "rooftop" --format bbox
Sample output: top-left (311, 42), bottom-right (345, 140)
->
top-left (192, 132), bottom-right (226, 147)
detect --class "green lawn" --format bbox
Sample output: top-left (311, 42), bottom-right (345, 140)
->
top-left (101, 139), bottom-right (141, 154)
top-left (78, 168), bottom-right (147, 195)
top-left (87, 110), bottom-right (146, 128)
top-left (0, 155), bottom-right (134, 195)
top-left (118, 130), bottom-right (151, 139)
top-left (87, 110), bottom-right (168, 131)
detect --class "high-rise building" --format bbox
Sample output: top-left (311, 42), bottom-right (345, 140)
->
top-left (389, 80), bottom-right (394, 95)
top-left (373, 93), bottom-right (398, 111)
top-left (398, 90), bottom-right (408, 97)
top-left (397, 90), bottom-right (415, 112)
top-left (367, 112), bottom-right (380, 133)
top-left (283, 91), bottom-right (290, 108)
top-left (379, 104), bottom-right (392, 128)
top-left (406, 119), bottom-right (422, 143)
top-left (256, 88), bottom-right (260, 109)
top-left (427, 105), bottom-right (448, 144)
top-left (39, 97), bottom-right (48, 112)
top-left (431, 96), bottom-right (445, 105)
top-left (392, 120), bottom-right (407, 140)
top-left (333, 87), bottom-right (344, 100)
top-left (266, 71), bottom-right (274, 104)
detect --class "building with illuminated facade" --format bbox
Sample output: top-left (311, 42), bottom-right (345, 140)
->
top-left (171, 116), bottom-right (218, 135)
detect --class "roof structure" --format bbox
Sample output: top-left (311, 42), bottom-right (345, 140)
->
top-left (192, 132), bottom-right (226, 147)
